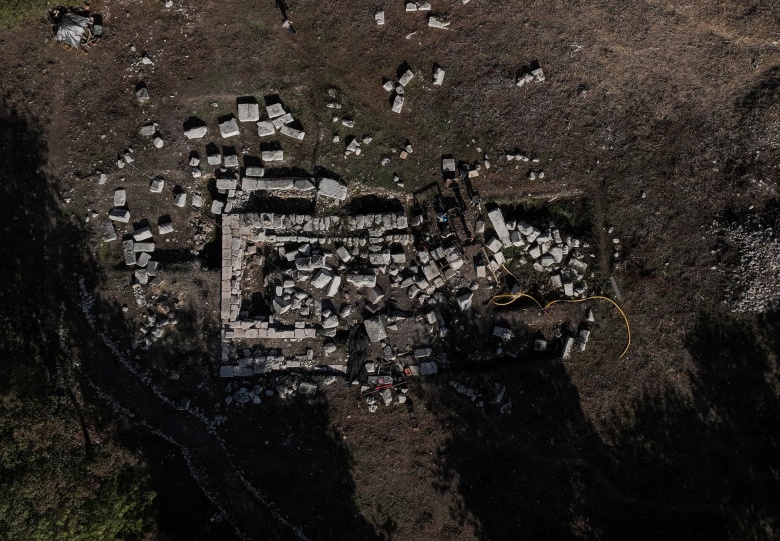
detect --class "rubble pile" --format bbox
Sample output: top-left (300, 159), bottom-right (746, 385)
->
top-left (383, 63), bottom-right (415, 114)
top-left (222, 378), bottom-right (316, 406)
top-left (220, 346), bottom-right (324, 376)
top-left (485, 206), bottom-right (594, 297)
top-left (218, 193), bottom-right (596, 378)
top-left (363, 379), bottom-right (408, 412)
top-left (190, 215), bottom-right (212, 253)
top-left (120, 223), bottom-right (164, 292)
top-left (131, 297), bottom-right (180, 350)
top-left (560, 308), bottom-right (594, 359)
top-left (103, 177), bottom-right (169, 301)
top-left (184, 94), bottom-right (306, 193)
top-left (720, 216), bottom-right (780, 313)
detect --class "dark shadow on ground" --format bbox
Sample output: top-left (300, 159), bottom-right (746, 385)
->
top-left (425, 308), bottom-right (780, 540)
top-left (603, 311), bottom-right (780, 538)
top-left (0, 103), bottom-right (382, 540)
top-left (0, 104), bottom-right (162, 539)
top-left (249, 195), bottom-right (316, 215)
top-left (220, 390), bottom-right (382, 541)
top-left (346, 194), bottom-right (405, 214)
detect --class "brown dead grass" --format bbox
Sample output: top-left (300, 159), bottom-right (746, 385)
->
top-left (2, 0), bottom-right (779, 538)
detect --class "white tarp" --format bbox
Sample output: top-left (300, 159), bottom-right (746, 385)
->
top-left (54, 13), bottom-right (90, 49)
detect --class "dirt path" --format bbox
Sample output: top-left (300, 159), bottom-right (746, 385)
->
top-left (63, 277), bottom-right (308, 541)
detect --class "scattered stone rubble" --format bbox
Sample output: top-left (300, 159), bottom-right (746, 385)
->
top-left (105, 86), bottom-right (603, 406)
top-left (719, 215), bottom-right (780, 313)
top-left (131, 295), bottom-right (181, 350)
top-left (102, 160), bottom-right (169, 299)
top-left (223, 373), bottom-right (320, 407)
top-left (383, 63), bottom-right (414, 114)
top-left (484, 206), bottom-right (594, 296)
top-left (217, 186), bottom-right (596, 382)
top-left (444, 381), bottom-right (511, 411)
top-left (182, 95), bottom-right (305, 185)
top-left (561, 309), bottom-right (595, 359)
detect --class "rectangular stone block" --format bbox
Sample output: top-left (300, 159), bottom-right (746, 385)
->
top-left (262, 150), bottom-right (284, 162)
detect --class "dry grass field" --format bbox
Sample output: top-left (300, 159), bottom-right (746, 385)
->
top-left (1, 0), bottom-right (779, 539)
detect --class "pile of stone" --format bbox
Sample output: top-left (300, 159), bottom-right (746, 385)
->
top-left (485, 206), bottom-right (593, 297)
top-left (258, 100), bottom-right (304, 141)
top-left (105, 189), bottom-right (128, 238)
top-left (382, 64), bottom-right (414, 114)
top-left (131, 310), bottom-right (179, 350)
top-left (111, 209), bottom-right (167, 294)
top-left (116, 148), bottom-right (134, 169)
top-left (122, 234), bottom-right (163, 287)
top-left (210, 170), bottom-right (236, 214)
top-left (190, 215), bottom-right (212, 252)
top-left (448, 379), bottom-right (483, 405)
top-left (344, 134), bottom-right (373, 158)
top-left (131, 283), bottom-right (147, 307)
top-left (364, 384), bottom-right (409, 412)
top-left (398, 243), bottom-right (468, 302)
top-left (220, 344), bottom-right (346, 381)
top-left (405, 2), bottom-right (431, 11)
top-left (220, 346), bottom-right (319, 376)
top-left (719, 215), bottom-right (780, 313)
top-left (223, 371), bottom-right (322, 406)
top-left (139, 122), bottom-right (164, 148)
top-left (223, 383), bottom-right (263, 405)
top-left (561, 308), bottom-right (594, 359)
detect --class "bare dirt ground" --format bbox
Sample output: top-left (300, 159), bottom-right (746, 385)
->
top-left (1, 0), bottom-right (779, 539)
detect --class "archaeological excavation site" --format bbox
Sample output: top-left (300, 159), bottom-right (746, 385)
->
top-left (1, 1), bottom-right (779, 540)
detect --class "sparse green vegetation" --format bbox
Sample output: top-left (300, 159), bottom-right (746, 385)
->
top-left (0, 395), bottom-right (157, 541)
top-left (96, 241), bottom-right (114, 268)
top-left (0, 0), bottom-right (52, 29)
